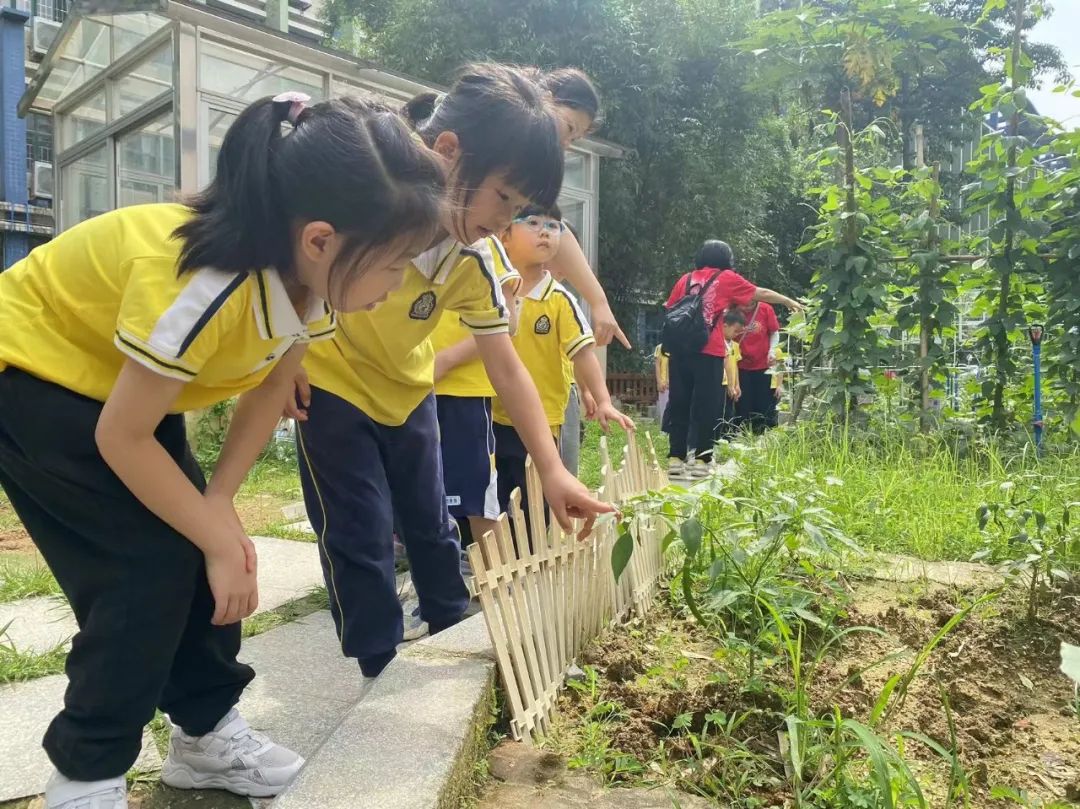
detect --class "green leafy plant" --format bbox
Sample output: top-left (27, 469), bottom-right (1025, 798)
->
top-left (972, 485), bottom-right (1078, 621)
top-left (797, 104), bottom-right (899, 419)
top-left (961, 0), bottom-right (1056, 430)
top-left (989, 785), bottom-right (1074, 808)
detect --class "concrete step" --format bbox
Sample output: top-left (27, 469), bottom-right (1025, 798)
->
top-left (0, 676), bottom-right (163, 803)
top-left (0, 610), bottom-right (362, 805)
top-left (272, 614), bottom-right (497, 809)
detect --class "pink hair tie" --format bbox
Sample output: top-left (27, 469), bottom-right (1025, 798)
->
top-left (273, 91), bottom-right (311, 126)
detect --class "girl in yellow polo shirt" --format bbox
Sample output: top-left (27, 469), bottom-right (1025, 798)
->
top-left (429, 68), bottom-right (609, 545)
top-left (0, 95), bottom-right (445, 809)
top-left (290, 64), bottom-right (612, 677)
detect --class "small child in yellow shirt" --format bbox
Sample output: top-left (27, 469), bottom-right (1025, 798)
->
top-left (654, 344), bottom-right (670, 432)
top-left (494, 204), bottom-right (633, 539)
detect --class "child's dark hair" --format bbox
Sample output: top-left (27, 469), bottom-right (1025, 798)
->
top-left (175, 95), bottom-right (445, 307)
top-left (696, 239), bottom-right (735, 270)
top-left (723, 309), bottom-right (747, 327)
top-left (402, 63), bottom-right (563, 222)
top-left (541, 68), bottom-right (601, 126)
top-left (517, 202), bottom-right (563, 222)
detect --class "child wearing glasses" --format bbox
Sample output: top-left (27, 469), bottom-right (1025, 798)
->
top-left (492, 204), bottom-right (634, 542)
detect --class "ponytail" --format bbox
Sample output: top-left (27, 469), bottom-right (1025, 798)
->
top-left (401, 92), bottom-right (439, 129)
top-left (175, 97), bottom-right (295, 276)
top-left (173, 95), bottom-right (446, 303)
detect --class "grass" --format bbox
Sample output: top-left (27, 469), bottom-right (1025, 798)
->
top-left (236, 454), bottom-right (308, 540)
top-left (241, 587), bottom-right (329, 638)
top-left (579, 417), bottom-right (669, 492)
top-left (238, 454), bottom-right (303, 500)
top-left (735, 422), bottom-right (1080, 561)
top-left (0, 632), bottom-right (67, 684)
top-left (0, 557), bottom-right (61, 603)
top-left (549, 419), bottom-right (1080, 807)
top-left (250, 520), bottom-right (316, 542)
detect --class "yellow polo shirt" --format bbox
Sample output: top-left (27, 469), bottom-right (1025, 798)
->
top-left (493, 272), bottom-right (594, 429)
top-left (654, 345), bottom-right (669, 387)
top-left (304, 237), bottom-right (510, 426)
top-left (431, 237), bottom-right (520, 398)
top-left (723, 341), bottom-right (742, 385)
top-left (0, 203), bottom-right (334, 413)
top-left (770, 345), bottom-right (785, 389)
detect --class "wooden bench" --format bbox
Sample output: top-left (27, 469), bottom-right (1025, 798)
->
top-left (606, 373), bottom-right (657, 408)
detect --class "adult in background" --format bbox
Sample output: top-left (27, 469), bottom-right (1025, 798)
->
top-left (663, 240), bottom-right (802, 478)
top-left (736, 300), bottom-right (782, 433)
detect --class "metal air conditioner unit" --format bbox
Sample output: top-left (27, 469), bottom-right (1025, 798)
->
top-left (31, 18), bottom-right (61, 59)
top-left (32, 161), bottom-right (54, 201)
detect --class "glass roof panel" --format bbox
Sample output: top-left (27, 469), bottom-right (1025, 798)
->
top-left (37, 11), bottom-right (169, 106)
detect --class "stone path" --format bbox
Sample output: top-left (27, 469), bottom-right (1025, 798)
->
top-left (871, 553), bottom-right (1003, 588)
top-left (0, 675), bottom-right (164, 803)
top-left (280, 501), bottom-right (314, 537)
top-left (0, 537), bottom-right (323, 654)
top-left (0, 610), bottom-right (360, 806)
top-left (0, 537), bottom-right (327, 804)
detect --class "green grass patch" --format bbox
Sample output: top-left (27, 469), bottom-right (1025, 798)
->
top-left (579, 418), bottom-right (669, 492)
top-left (239, 455), bottom-right (302, 500)
top-left (249, 520), bottom-right (316, 542)
top-left (740, 422), bottom-right (1080, 561)
top-left (0, 633), bottom-right (67, 684)
top-left (241, 587), bottom-right (329, 639)
top-left (147, 710), bottom-right (173, 759)
top-left (0, 557), bottom-right (61, 603)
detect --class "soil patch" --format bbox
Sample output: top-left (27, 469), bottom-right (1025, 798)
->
top-left (0, 497), bottom-right (33, 556)
top-left (546, 581), bottom-right (1080, 807)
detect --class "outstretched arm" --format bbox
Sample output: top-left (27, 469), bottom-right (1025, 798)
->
top-left (550, 229), bottom-right (631, 349)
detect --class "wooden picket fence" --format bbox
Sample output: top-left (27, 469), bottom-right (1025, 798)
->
top-left (466, 431), bottom-right (669, 743)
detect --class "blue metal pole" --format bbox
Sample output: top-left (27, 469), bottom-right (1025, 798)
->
top-left (1029, 325), bottom-right (1044, 455)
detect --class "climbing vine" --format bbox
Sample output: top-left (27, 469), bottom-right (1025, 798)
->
top-left (960, 0), bottom-right (1054, 429)
top-left (798, 94), bottom-right (898, 417)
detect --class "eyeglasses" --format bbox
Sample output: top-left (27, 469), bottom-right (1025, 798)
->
top-left (512, 216), bottom-right (565, 234)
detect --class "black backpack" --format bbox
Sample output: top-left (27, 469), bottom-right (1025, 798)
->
top-left (661, 272), bottom-right (720, 355)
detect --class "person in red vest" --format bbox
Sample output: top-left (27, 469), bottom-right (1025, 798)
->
top-left (663, 240), bottom-right (802, 478)
top-left (736, 301), bottom-right (782, 433)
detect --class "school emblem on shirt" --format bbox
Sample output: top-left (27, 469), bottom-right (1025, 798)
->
top-left (409, 291), bottom-right (437, 320)
top-left (534, 315), bottom-right (552, 335)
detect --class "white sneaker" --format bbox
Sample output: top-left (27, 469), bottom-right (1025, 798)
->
top-left (460, 552), bottom-right (477, 598)
top-left (688, 459), bottom-right (710, 479)
top-left (160, 709), bottom-right (304, 797)
top-left (401, 598), bottom-right (430, 641)
top-left (397, 572), bottom-right (416, 603)
top-left (667, 459), bottom-right (686, 479)
top-left (46, 772), bottom-right (127, 809)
